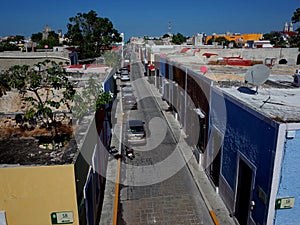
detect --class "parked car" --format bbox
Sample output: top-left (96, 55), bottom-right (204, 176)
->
top-left (123, 96), bottom-right (137, 110)
top-left (121, 74), bottom-right (130, 81)
top-left (122, 86), bottom-right (133, 95)
top-left (122, 86), bottom-right (133, 92)
top-left (127, 120), bottom-right (146, 145)
top-left (121, 69), bottom-right (129, 76)
top-left (122, 92), bottom-right (134, 97)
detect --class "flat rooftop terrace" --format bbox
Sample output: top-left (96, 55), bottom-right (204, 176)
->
top-left (161, 53), bottom-right (300, 123)
top-left (216, 73), bottom-right (300, 123)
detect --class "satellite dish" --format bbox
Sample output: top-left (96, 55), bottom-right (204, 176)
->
top-left (245, 64), bottom-right (270, 92)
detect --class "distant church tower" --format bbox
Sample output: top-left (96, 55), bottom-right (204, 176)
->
top-left (284, 22), bottom-right (289, 32)
top-left (42, 25), bottom-right (52, 40)
top-left (289, 22), bottom-right (293, 32)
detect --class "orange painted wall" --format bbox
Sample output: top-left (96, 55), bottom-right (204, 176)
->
top-left (206, 33), bottom-right (263, 44)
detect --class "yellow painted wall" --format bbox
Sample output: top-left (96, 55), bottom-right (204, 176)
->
top-left (0, 164), bottom-right (79, 225)
top-left (206, 33), bottom-right (263, 43)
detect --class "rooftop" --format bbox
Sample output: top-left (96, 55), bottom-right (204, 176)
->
top-left (154, 47), bottom-right (300, 123)
top-left (217, 76), bottom-right (300, 122)
top-left (0, 65), bottom-right (112, 166)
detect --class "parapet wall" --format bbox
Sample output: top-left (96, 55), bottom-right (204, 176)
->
top-left (197, 48), bottom-right (299, 65)
top-left (0, 51), bottom-right (70, 71)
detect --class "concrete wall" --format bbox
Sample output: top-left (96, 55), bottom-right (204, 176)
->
top-left (0, 164), bottom-right (79, 225)
top-left (0, 51), bottom-right (69, 71)
top-left (275, 129), bottom-right (300, 225)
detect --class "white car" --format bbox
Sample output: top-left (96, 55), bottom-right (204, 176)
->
top-left (121, 75), bottom-right (130, 81)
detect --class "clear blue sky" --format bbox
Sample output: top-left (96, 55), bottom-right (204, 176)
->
top-left (0, 0), bottom-right (298, 40)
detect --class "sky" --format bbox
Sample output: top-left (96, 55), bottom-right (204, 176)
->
top-left (0, 0), bottom-right (299, 41)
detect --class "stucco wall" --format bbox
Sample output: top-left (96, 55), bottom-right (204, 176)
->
top-left (211, 87), bottom-right (280, 225)
top-left (0, 164), bottom-right (79, 225)
top-left (275, 129), bottom-right (300, 225)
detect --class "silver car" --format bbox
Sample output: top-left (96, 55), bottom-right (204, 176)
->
top-left (127, 120), bottom-right (146, 145)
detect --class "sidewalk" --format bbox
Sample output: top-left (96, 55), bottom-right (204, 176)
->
top-left (99, 81), bottom-right (122, 225)
top-left (147, 80), bottom-right (236, 225)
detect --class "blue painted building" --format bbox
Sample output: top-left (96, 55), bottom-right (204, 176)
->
top-left (210, 85), bottom-right (300, 225)
top-left (274, 129), bottom-right (300, 225)
top-left (153, 49), bottom-right (300, 225)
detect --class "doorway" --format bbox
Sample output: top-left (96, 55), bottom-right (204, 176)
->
top-left (209, 126), bottom-right (222, 187)
top-left (235, 158), bottom-right (253, 225)
top-left (210, 151), bottom-right (221, 187)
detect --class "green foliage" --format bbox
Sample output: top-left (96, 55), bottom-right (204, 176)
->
top-left (206, 36), bottom-right (238, 48)
top-left (31, 31), bottom-right (60, 49)
top-left (14, 35), bottom-right (25, 42)
top-left (65, 10), bottom-right (122, 59)
top-left (31, 32), bottom-right (43, 43)
top-left (102, 51), bottom-right (121, 67)
top-left (1, 60), bottom-right (75, 128)
top-left (215, 37), bottom-right (229, 46)
top-left (171, 33), bottom-right (187, 45)
top-left (0, 36), bottom-right (24, 52)
top-left (291, 8), bottom-right (300, 48)
top-left (0, 72), bottom-right (11, 97)
top-left (292, 8), bottom-right (300, 24)
top-left (95, 92), bottom-right (112, 110)
top-left (263, 31), bottom-right (289, 47)
top-left (42, 31), bottom-right (59, 49)
top-left (1, 42), bottom-right (19, 51)
top-left (72, 77), bottom-right (112, 119)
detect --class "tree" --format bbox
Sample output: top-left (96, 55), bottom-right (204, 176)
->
top-left (171, 33), bottom-right (186, 45)
top-left (31, 31), bottom-right (60, 49)
top-left (291, 8), bottom-right (300, 48)
top-left (215, 37), bottom-right (229, 46)
top-left (263, 32), bottom-right (288, 47)
top-left (31, 32), bottom-right (43, 43)
top-left (102, 51), bottom-right (121, 68)
top-left (38, 31), bottom-right (59, 49)
top-left (72, 77), bottom-right (112, 121)
top-left (292, 8), bottom-right (300, 22)
top-left (65, 10), bottom-right (122, 59)
top-left (2, 60), bottom-right (75, 133)
top-left (206, 36), bottom-right (231, 47)
top-left (14, 35), bottom-right (25, 43)
top-left (0, 74), bottom-right (10, 97)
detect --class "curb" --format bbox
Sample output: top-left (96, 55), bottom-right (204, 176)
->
top-left (147, 81), bottom-right (220, 225)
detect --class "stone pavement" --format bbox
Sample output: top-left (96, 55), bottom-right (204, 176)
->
top-left (147, 80), bottom-right (236, 225)
top-left (99, 72), bottom-right (236, 225)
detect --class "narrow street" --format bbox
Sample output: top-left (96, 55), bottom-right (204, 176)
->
top-left (117, 61), bottom-right (214, 225)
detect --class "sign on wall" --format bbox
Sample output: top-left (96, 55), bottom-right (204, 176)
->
top-left (51, 211), bottom-right (74, 224)
top-left (275, 197), bottom-right (295, 210)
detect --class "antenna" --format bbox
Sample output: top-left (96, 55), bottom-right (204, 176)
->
top-left (168, 21), bottom-right (172, 34)
top-left (245, 64), bottom-right (270, 93)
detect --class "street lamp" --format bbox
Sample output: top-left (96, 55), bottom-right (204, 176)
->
top-left (120, 33), bottom-right (124, 66)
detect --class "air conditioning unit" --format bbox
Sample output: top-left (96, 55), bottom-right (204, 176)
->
top-left (293, 70), bottom-right (300, 87)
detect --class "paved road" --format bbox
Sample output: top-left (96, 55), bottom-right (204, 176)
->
top-left (117, 62), bottom-right (214, 225)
